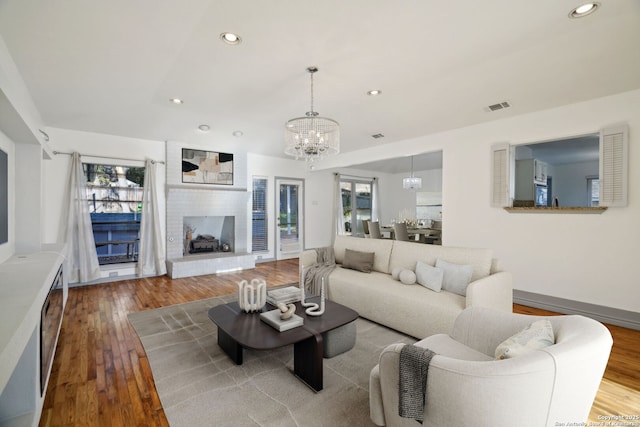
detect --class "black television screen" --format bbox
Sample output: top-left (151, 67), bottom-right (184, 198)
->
top-left (0, 148), bottom-right (7, 244)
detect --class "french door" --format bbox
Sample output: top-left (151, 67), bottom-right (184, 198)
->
top-left (275, 178), bottom-right (304, 260)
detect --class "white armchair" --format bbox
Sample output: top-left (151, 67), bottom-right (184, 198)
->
top-left (370, 307), bottom-right (613, 427)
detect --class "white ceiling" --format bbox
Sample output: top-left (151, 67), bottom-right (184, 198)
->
top-left (1, 0), bottom-right (639, 173)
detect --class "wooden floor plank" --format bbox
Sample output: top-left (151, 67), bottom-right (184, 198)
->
top-left (39, 259), bottom-right (638, 426)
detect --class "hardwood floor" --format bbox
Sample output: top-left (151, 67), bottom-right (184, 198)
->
top-left (40, 259), bottom-right (639, 426)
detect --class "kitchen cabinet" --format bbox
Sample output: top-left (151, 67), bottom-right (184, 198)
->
top-left (515, 159), bottom-right (548, 202)
top-left (534, 159), bottom-right (548, 185)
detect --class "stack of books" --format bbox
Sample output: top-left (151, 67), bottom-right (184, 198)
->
top-left (266, 286), bottom-right (301, 306)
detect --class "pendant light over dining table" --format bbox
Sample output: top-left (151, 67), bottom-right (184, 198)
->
top-left (403, 155), bottom-right (422, 190)
top-left (284, 67), bottom-right (340, 162)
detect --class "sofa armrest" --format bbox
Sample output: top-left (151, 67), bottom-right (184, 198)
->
top-left (375, 342), bottom-right (555, 427)
top-left (465, 271), bottom-right (513, 312)
top-left (369, 365), bottom-right (386, 426)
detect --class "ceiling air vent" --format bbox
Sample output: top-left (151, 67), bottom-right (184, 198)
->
top-left (485, 101), bottom-right (511, 112)
top-left (371, 133), bottom-right (385, 139)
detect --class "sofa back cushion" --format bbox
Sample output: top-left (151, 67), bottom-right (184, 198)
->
top-left (334, 235), bottom-right (394, 274)
top-left (389, 241), bottom-right (493, 282)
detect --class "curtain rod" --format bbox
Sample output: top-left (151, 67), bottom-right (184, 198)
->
top-left (53, 150), bottom-right (165, 165)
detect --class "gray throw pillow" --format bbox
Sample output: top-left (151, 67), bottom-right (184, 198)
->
top-left (415, 261), bottom-right (443, 292)
top-left (435, 259), bottom-right (473, 296)
top-left (343, 248), bottom-right (375, 273)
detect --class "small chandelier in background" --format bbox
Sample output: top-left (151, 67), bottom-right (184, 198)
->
top-left (403, 156), bottom-right (422, 190)
top-left (284, 67), bottom-right (340, 162)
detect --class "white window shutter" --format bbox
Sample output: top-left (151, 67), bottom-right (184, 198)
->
top-left (491, 143), bottom-right (512, 207)
top-left (599, 125), bottom-right (628, 207)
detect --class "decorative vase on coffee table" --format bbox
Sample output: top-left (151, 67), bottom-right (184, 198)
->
top-left (299, 277), bottom-right (325, 316)
top-left (237, 279), bottom-right (266, 312)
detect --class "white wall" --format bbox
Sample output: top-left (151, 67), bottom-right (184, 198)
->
top-left (440, 90), bottom-right (640, 313)
top-left (312, 89), bottom-right (640, 313)
top-left (0, 130), bottom-right (14, 263)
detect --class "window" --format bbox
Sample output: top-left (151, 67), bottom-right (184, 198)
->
top-left (84, 163), bottom-right (145, 265)
top-left (340, 179), bottom-right (372, 236)
top-left (252, 177), bottom-right (268, 252)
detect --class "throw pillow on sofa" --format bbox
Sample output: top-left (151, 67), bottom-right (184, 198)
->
top-left (435, 259), bottom-right (474, 296)
top-left (495, 320), bottom-right (555, 360)
top-left (415, 261), bottom-right (443, 292)
top-left (398, 269), bottom-right (417, 285)
top-left (343, 248), bottom-right (375, 273)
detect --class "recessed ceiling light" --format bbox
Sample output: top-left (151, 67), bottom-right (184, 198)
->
top-left (367, 90), bottom-right (382, 96)
top-left (198, 124), bottom-right (210, 132)
top-left (569, 3), bottom-right (600, 18)
top-left (232, 130), bottom-right (244, 137)
top-left (170, 98), bottom-right (184, 104)
top-left (220, 32), bottom-right (242, 45)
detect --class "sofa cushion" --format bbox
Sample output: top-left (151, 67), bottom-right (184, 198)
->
top-left (334, 235), bottom-right (394, 274)
top-left (389, 241), bottom-right (493, 282)
top-left (436, 259), bottom-right (473, 296)
top-left (343, 248), bottom-right (375, 273)
top-left (415, 261), bottom-right (443, 292)
top-left (327, 266), bottom-right (465, 339)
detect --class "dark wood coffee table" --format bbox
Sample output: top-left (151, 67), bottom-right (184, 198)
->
top-left (208, 296), bottom-right (358, 391)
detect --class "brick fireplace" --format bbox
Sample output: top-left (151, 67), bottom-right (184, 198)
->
top-left (164, 141), bottom-right (254, 278)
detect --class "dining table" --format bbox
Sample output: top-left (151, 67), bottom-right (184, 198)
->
top-left (379, 225), bottom-right (441, 243)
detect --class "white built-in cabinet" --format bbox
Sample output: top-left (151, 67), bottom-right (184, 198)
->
top-left (0, 245), bottom-right (66, 427)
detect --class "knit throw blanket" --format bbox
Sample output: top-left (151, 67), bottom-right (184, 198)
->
top-left (399, 344), bottom-right (436, 424)
top-left (302, 247), bottom-right (336, 296)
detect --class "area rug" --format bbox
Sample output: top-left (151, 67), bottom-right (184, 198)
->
top-left (127, 294), bottom-right (416, 427)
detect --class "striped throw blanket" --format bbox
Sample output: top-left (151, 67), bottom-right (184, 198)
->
top-left (303, 247), bottom-right (336, 296)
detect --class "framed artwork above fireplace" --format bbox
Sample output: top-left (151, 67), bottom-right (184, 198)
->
top-left (182, 149), bottom-right (234, 185)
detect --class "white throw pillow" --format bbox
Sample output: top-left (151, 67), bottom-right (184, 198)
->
top-left (495, 320), bottom-right (555, 360)
top-left (399, 269), bottom-right (417, 285)
top-left (435, 259), bottom-right (474, 296)
top-left (391, 267), bottom-right (403, 280)
top-left (415, 261), bottom-right (443, 292)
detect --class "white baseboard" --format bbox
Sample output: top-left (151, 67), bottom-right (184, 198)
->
top-left (513, 290), bottom-right (640, 331)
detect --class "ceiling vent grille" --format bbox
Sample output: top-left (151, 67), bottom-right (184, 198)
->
top-left (371, 133), bottom-right (385, 139)
top-left (485, 101), bottom-right (511, 112)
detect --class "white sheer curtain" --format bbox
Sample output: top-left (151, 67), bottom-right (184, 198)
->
top-left (137, 159), bottom-right (166, 277)
top-left (334, 173), bottom-right (346, 237)
top-left (60, 152), bottom-right (101, 283)
top-left (371, 177), bottom-right (380, 222)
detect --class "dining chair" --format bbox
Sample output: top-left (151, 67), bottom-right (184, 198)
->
top-left (368, 221), bottom-right (382, 239)
top-left (392, 222), bottom-right (409, 241)
top-left (363, 220), bottom-right (371, 238)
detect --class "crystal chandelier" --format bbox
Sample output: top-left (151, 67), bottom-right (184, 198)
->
top-left (284, 67), bottom-right (340, 161)
top-left (403, 156), bottom-right (422, 190)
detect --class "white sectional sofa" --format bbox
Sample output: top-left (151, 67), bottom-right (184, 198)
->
top-left (300, 235), bottom-right (512, 339)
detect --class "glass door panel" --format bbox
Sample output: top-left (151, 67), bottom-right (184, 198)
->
top-left (276, 178), bottom-right (304, 260)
